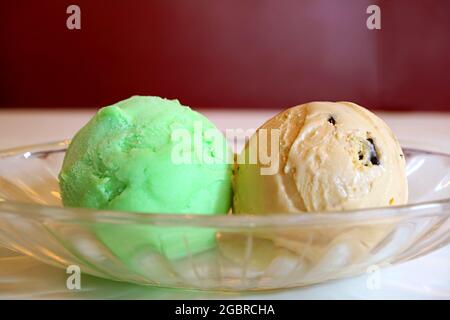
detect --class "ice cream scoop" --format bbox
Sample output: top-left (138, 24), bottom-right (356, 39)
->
top-left (59, 96), bottom-right (232, 260)
top-left (233, 101), bottom-right (408, 214)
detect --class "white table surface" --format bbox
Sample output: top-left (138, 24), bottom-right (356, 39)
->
top-left (0, 109), bottom-right (449, 299)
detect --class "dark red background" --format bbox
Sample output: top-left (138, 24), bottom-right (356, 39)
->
top-left (1, 0), bottom-right (449, 110)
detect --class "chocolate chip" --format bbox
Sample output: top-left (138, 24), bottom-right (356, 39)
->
top-left (328, 116), bottom-right (336, 125)
top-left (370, 155), bottom-right (380, 165)
top-left (367, 138), bottom-right (380, 165)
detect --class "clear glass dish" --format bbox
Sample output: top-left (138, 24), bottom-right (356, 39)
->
top-left (0, 140), bottom-right (449, 291)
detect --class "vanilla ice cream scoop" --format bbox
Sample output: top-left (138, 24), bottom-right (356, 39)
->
top-left (234, 101), bottom-right (408, 213)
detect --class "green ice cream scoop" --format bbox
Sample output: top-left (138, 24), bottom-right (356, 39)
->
top-left (59, 96), bottom-right (232, 261)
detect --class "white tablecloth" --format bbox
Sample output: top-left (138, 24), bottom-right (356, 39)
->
top-left (0, 109), bottom-right (449, 299)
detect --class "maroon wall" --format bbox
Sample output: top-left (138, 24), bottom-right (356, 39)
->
top-left (1, 0), bottom-right (449, 110)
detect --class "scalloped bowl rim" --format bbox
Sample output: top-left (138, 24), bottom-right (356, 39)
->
top-left (0, 140), bottom-right (449, 229)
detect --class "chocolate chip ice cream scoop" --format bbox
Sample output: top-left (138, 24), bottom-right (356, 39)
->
top-left (233, 101), bottom-right (408, 213)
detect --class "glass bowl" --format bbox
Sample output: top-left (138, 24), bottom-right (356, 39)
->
top-left (0, 140), bottom-right (449, 291)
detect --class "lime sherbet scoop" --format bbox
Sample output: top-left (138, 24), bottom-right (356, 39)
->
top-left (59, 96), bottom-right (232, 261)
